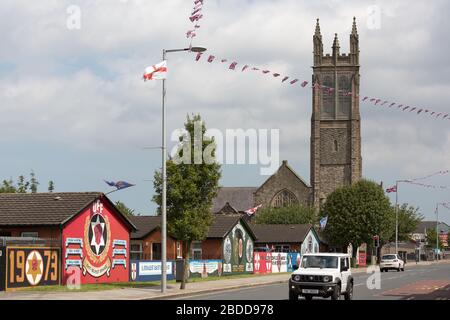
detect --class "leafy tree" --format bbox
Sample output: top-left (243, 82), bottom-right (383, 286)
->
top-left (426, 228), bottom-right (445, 249)
top-left (115, 201), bottom-right (135, 217)
top-left (153, 114), bottom-right (221, 289)
top-left (254, 205), bottom-right (317, 225)
top-left (392, 204), bottom-right (423, 242)
top-left (322, 179), bottom-right (395, 260)
top-left (0, 171), bottom-right (52, 194)
top-left (48, 181), bottom-right (55, 193)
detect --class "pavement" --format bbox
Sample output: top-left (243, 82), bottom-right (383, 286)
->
top-left (0, 259), bottom-right (448, 300)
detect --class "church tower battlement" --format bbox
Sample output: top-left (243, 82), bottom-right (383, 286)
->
top-left (311, 18), bottom-right (362, 210)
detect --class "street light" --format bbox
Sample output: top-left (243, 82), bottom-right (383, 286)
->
top-left (160, 46), bottom-right (207, 293)
top-left (394, 180), bottom-right (411, 254)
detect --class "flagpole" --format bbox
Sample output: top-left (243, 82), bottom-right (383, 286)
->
top-left (161, 48), bottom-right (167, 293)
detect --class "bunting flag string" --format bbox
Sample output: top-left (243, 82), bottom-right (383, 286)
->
top-left (186, 0), bottom-right (206, 46)
top-left (410, 170), bottom-right (450, 182)
top-left (404, 181), bottom-right (450, 190)
top-left (193, 51), bottom-right (449, 122)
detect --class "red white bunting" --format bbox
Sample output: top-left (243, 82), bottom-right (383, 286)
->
top-left (193, 51), bottom-right (447, 121)
top-left (186, 0), bottom-right (206, 45)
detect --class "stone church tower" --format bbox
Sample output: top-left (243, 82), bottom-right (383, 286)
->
top-left (310, 18), bottom-right (362, 209)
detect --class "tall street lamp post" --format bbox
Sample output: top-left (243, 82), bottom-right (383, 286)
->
top-left (160, 46), bottom-right (206, 293)
top-left (394, 180), bottom-right (411, 254)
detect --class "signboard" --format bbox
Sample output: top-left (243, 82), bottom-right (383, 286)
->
top-left (0, 247), bottom-right (5, 291)
top-left (129, 260), bottom-right (175, 282)
top-left (6, 247), bottom-right (60, 290)
top-left (223, 222), bottom-right (253, 274)
top-left (62, 199), bottom-right (130, 284)
top-left (189, 260), bottom-right (222, 278)
top-left (253, 252), bottom-right (272, 274)
top-left (358, 252), bottom-right (367, 267)
top-left (271, 252), bottom-right (288, 273)
top-left (439, 233), bottom-right (448, 247)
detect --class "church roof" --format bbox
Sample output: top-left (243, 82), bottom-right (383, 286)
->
top-left (212, 187), bottom-right (257, 213)
top-left (250, 223), bottom-right (314, 244)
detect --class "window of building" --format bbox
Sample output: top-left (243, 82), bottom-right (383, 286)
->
top-left (192, 241), bottom-right (202, 260)
top-left (333, 140), bottom-right (339, 152)
top-left (21, 232), bottom-right (38, 238)
top-left (271, 189), bottom-right (299, 208)
top-left (322, 75), bottom-right (335, 118)
top-left (152, 243), bottom-right (162, 260)
top-left (338, 75), bottom-right (351, 117)
top-left (130, 243), bottom-right (143, 260)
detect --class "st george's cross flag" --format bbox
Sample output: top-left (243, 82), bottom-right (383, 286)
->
top-left (245, 204), bottom-right (262, 216)
top-left (386, 185), bottom-right (397, 193)
top-left (143, 61), bottom-right (167, 81)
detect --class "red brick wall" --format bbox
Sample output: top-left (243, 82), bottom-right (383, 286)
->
top-left (201, 239), bottom-right (223, 260)
top-left (0, 226), bottom-right (61, 241)
top-left (136, 229), bottom-right (182, 260)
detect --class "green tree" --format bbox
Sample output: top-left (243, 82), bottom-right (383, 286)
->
top-left (254, 205), bottom-right (316, 225)
top-left (426, 228), bottom-right (444, 249)
top-left (0, 171), bottom-right (52, 194)
top-left (322, 179), bottom-right (395, 260)
top-left (115, 201), bottom-right (135, 217)
top-left (392, 204), bottom-right (423, 242)
top-left (48, 181), bottom-right (55, 193)
top-left (153, 114), bottom-right (221, 289)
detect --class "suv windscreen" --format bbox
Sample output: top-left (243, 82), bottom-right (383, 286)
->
top-left (382, 255), bottom-right (396, 260)
top-left (301, 256), bottom-right (338, 269)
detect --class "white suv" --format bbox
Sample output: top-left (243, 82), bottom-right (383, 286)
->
top-left (289, 253), bottom-right (353, 300)
top-left (380, 254), bottom-right (405, 272)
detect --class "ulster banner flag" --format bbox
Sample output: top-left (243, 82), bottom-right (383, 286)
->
top-left (143, 61), bottom-right (167, 81)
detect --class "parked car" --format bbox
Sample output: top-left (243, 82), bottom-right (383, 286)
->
top-left (288, 253), bottom-right (353, 300)
top-left (380, 254), bottom-right (405, 272)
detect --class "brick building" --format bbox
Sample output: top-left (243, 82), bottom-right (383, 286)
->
top-left (128, 215), bottom-right (182, 260)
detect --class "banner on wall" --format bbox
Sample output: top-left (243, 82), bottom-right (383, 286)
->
top-left (129, 260), bottom-right (175, 282)
top-left (189, 260), bottom-right (223, 278)
top-left (287, 253), bottom-right (302, 272)
top-left (253, 252), bottom-right (272, 274)
top-left (5, 247), bottom-right (60, 290)
top-left (271, 252), bottom-right (288, 273)
top-left (223, 222), bottom-right (254, 274)
top-left (358, 252), bottom-right (367, 267)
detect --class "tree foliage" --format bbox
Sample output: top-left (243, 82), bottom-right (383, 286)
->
top-left (393, 204), bottom-right (423, 242)
top-left (322, 179), bottom-right (395, 256)
top-left (426, 228), bottom-right (445, 249)
top-left (254, 205), bottom-right (317, 225)
top-left (0, 171), bottom-right (51, 194)
top-left (152, 114), bottom-right (221, 289)
top-left (115, 201), bottom-right (136, 217)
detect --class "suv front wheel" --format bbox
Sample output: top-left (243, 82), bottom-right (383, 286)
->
top-left (344, 282), bottom-right (353, 300)
top-left (331, 284), bottom-right (341, 300)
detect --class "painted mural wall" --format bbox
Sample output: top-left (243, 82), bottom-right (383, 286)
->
top-left (300, 229), bottom-right (320, 255)
top-left (222, 222), bottom-right (254, 274)
top-left (62, 199), bottom-right (130, 284)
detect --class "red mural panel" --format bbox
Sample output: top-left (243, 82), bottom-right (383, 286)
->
top-left (61, 199), bottom-right (130, 284)
top-left (253, 252), bottom-right (272, 274)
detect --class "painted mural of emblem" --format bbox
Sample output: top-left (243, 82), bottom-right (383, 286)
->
top-left (254, 253), bottom-right (260, 271)
top-left (246, 241), bottom-right (253, 263)
top-left (82, 200), bottom-right (112, 278)
top-left (223, 237), bottom-right (232, 264)
top-left (276, 253), bottom-right (282, 272)
top-left (25, 250), bottom-right (44, 286)
top-left (131, 263), bottom-right (137, 281)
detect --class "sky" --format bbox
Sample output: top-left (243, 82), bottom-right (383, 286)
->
top-left (1, 0), bottom-right (450, 224)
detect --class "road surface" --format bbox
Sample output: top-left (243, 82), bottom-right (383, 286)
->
top-left (176, 263), bottom-right (450, 300)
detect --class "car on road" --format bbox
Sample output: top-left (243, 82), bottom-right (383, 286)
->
top-left (380, 254), bottom-right (405, 272)
top-left (288, 253), bottom-right (353, 300)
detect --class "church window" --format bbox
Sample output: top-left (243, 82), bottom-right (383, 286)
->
top-left (322, 76), bottom-right (335, 118)
top-left (338, 76), bottom-right (351, 117)
top-left (271, 189), bottom-right (299, 208)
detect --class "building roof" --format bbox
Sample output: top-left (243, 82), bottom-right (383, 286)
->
top-left (212, 187), bottom-right (257, 213)
top-left (128, 215), bottom-right (161, 239)
top-left (207, 214), bottom-right (256, 240)
top-left (250, 223), bottom-right (314, 244)
top-left (0, 192), bottom-right (136, 231)
top-left (415, 221), bottom-right (440, 234)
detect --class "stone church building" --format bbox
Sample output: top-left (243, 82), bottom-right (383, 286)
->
top-left (213, 18), bottom-right (362, 213)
